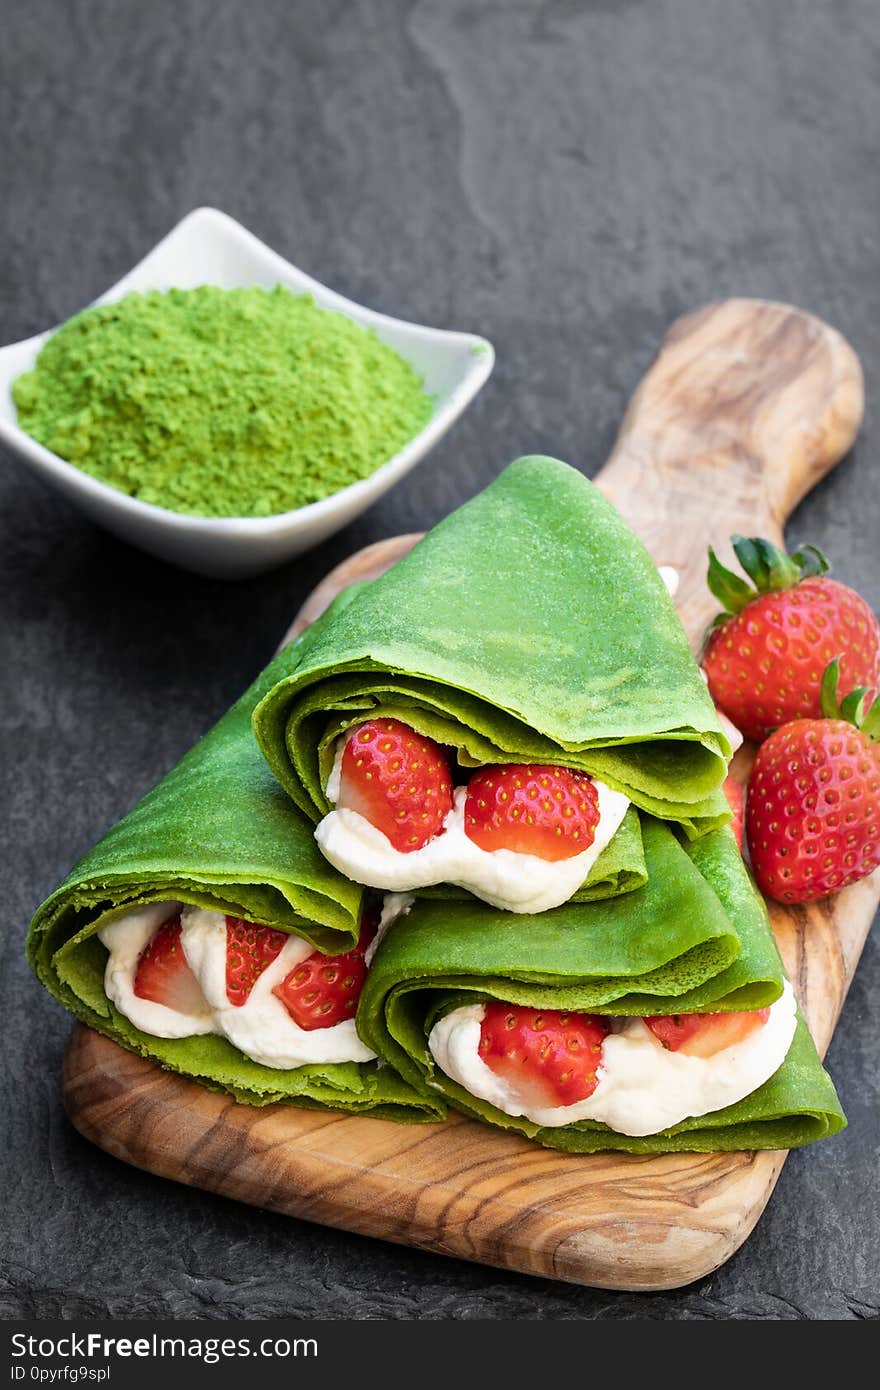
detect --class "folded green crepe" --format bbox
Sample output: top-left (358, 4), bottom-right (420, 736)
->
top-left (357, 822), bottom-right (846, 1150)
top-left (253, 455), bottom-right (731, 840)
top-left (26, 653), bottom-right (443, 1120)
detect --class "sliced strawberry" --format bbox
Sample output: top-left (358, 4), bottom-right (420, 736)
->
top-left (337, 719), bottom-right (453, 852)
top-left (464, 764), bottom-right (600, 861)
top-left (133, 915), bottom-right (207, 1015)
top-left (225, 918), bottom-right (288, 1006)
top-left (273, 914), bottom-right (376, 1031)
top-left (724, 775), bottom-right (744, 852)
top-left (643, 1008), bottom-right (770, 1057)
top-left (359, 892), bottom-right (383, 939)
top-left (714, 703), bottom-right (744, 754)
top-left (479, 1003), bottom-right (609, 1107)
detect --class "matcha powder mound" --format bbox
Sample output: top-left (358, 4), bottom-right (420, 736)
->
top-left (13, 285), bottom-right (435, 518)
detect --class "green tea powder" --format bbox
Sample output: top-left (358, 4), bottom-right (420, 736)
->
top-left (13, 285), bottom-right (434, 517)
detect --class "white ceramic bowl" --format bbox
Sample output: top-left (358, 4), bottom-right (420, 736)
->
top-left (0, 208), bottom-right (494, 578)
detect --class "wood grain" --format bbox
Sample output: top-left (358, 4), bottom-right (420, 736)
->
top-left (63, 297), bottom-right (876, 1292)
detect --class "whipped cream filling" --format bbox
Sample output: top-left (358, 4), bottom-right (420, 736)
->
top-left (99, 901), bottom-right (214, 1039)
top-left (698, 667), bottom-right (744, 754)
top-left (317, 761), bottom-right (630, 914)
top-left (99, 904), bottom-right (376, 1069)
top-left (428, 981), bottom-right (797, 1135)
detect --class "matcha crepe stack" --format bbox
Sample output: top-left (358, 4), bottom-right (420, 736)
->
top-left (252, 455), bottom-right (844, 1152)
top-left (254, 455), bottom-right (733, 851)
top-left (27, 455), bottom-right (844, 1152)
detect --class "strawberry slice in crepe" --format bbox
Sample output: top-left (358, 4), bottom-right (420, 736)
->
top-left (317, 721), bottom-right (631, 913)
top-left (99, 903), bottom-right (378, 1072)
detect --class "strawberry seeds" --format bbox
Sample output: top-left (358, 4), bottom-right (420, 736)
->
top-left (336, 720), bottom-right (602, 863)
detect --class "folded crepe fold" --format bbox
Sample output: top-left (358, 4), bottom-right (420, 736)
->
top-left (26, 654), bottom-right (443, 1119)
top-left (253, 456), bottom-right (731, 842)
top-left (356, 822), bottom-right (846, 1150)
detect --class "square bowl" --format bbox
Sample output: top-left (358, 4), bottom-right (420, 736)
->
top-left (0, 208), bottom-right (494, 578)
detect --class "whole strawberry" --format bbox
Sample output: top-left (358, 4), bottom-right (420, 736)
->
top-left (703, 536), bottom-right (880, 742)
top-left (747, 660), bottom-right (880, 903)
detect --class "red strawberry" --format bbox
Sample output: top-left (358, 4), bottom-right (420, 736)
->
top-left (133, 915), bottom-right (207, 1015)
top-left (478, 1003), bottom-right (609, 1107)
top-left (703, 536), bottom-right (880, 742)
top-left (338, 719), bottom-right (453, 852)
top-left (746, 659), bottom-right (880, 903)
top-left (273, 915), bottom-right (376, 1031)
top-left (225, 918), bottom-right (288, 1007)
top-left (464, 764), bottom-right (600, 861)
top-left (643, 1008), bottom-right (770, 1057)
top-left (724, 775), bottom-right (744, 852)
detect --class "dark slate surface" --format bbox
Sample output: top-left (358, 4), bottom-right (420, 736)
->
top-left (2, 0), bottom-right (878, 1322)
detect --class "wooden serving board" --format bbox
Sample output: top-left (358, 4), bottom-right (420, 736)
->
top-left (62, 299), bottom-right (878, 1292)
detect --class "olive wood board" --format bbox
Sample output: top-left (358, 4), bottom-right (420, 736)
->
top-left (62, 298), bottom-right (878, 1292)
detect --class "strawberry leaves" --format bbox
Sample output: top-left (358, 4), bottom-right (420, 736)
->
top-left (707, 535), bottom-right (829, 619)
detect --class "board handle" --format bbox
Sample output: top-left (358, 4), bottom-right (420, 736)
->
top-left (595, 298), bottom-right (864, 641)
top-left (284, 299), bottom-right (863, 657)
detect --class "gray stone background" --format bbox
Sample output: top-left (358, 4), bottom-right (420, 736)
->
top-left (2, 0), bottom-right (878, 1320)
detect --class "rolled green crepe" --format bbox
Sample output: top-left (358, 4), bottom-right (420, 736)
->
top-left (253, 456), bottom-right (731, 840)
top-left (27, 653), bottom-right (444, 1120)
top-left (357, 822), bottom-right (846, 1150)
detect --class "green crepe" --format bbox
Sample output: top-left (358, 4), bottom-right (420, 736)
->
top-left (253, 456), bottom-right (731, 840)
top-left (26, 653), bottom-right (443, 1120)
top-left (357, 822), bottom-right (846, 1150)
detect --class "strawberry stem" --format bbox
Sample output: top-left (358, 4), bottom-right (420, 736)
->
top-left (706, 535), bottom-right (829, 619)
top-left (707, 548), bottom-right (753, 615)
top-left (733, 537), bottom-right (786, 591)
